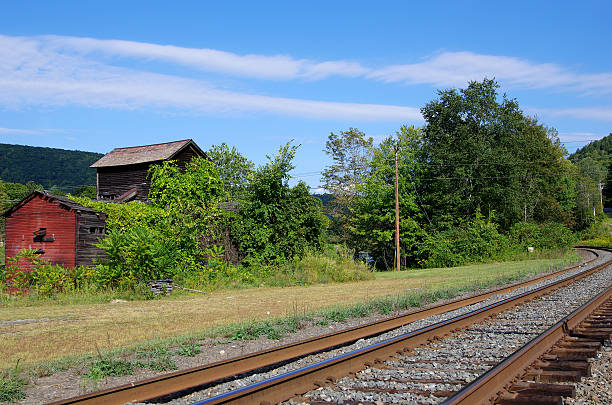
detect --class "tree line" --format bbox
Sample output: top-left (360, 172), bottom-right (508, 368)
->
top-left (322, 79), bottom-right (606, 269)
top-left (2, 79), bottom-right (608, 279)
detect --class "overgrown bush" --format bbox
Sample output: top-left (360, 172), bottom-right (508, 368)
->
top-left (508, 222), bottom-right (576, 251)
top-left (1, 249), bottom-right (95, 295)
top-left (94, 226), bottom-right (186, 285)
top-left (418, 211), bottom-right (509, 268)
top-left (231, 143), bottom-right (328, 266)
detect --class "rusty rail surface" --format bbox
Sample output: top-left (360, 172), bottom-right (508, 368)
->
top-left (443, 281), bottom-right (612, 405)
top-left (48, 248), bottom-right (601, 405)
top-left (191, 250), bottom-right (612, 405)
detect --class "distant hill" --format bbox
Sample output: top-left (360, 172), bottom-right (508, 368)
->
top-left (569, 133), bottom-right (612, 163)
top-left (569, 133), bottom-right (612, 202)
top-left (0, 143), bottom-right (103, 192)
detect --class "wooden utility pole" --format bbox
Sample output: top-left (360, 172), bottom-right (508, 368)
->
top-left (395, 147), bottom-right (400, 271)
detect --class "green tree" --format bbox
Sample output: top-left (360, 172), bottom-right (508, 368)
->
top-left (321, 128), bottom-right (373, 242)
top-left (233, 142), bottom-right (327, 265)
top-left (419, 79), bottom-right (572, 229)
top-left (207, 143), bottom-right (255, 199)
top-left (350, 126), bottom-right (427, 269)
top-left (574, 157), bottom-right (606, 228)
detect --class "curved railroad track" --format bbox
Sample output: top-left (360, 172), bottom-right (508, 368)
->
top-left (49, 248), bottom-right (611, 405)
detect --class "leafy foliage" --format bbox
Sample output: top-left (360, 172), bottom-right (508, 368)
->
top-left (72, 158), bottom-right (225, 285)
top-left (1, 249), bottom-right (96, 295)
top-left (322, 128), bottom-right (374, 242)
top-left (206, 142), bottom-right (255, 199)
top-left (417, 211), bottom-right (510, 268)
top-left (419, 79), bottom-right (572, 230)
top-left (0, 365), bottom-right (26, 403)
top-left (232, 142), bottom-right (328, 265)
top-left (350, 125), bottom-right (426, 269)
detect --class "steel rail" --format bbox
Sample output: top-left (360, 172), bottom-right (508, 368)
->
top-left (442, 282), bottom-right (612, 405)
top-left (190, 251), bottom-right (612, 405)
top-left (47, 248), bottom-right (601, 405)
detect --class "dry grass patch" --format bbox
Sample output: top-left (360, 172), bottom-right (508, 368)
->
top-left (0, 253), bottom-right (580, 370)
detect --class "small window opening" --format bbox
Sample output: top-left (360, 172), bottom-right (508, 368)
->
top-left (33, 228), bottom-right (54, 242)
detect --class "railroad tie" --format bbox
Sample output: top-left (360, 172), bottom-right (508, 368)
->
top-left (499, 296), bottom-right (612, 404)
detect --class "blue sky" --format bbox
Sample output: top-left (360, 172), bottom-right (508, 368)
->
top-left (1, 1), bottom-right (611, 190)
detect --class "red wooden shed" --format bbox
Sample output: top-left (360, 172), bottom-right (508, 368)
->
top-left (3, 191), bottom-right (107, 269)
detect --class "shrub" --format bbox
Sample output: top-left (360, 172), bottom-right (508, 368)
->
top-left (418, 211), bottom-right (509, 268)
top-left (508, 222), bottom-right (576, 250)
top-left (1, 249), bottom-right (96, 295)
top-left (94, 226), bottom-right (181, 285)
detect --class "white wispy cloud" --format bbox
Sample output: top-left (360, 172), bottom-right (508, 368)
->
top-left (558, 132), bottom-right (607, 143)
top-left (0, 34), bottom-right (419, 121)
top-left (1, 34), bottom-right (611, 122)
top-left (530, 107), bottom-right (612, 122)
top-left (0, 127), bottom-right (40, 135)
top-left (369, 51), bottom-right (612, 94)
top-left (41, 35), bottom-right (369, 80)
top-left (25, 35), bottom-right (612, 94)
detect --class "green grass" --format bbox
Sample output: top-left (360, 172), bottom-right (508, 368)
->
top-left (174, 341), bottom-right (201, 357)
top-left (0, 366), bottom-right (26, 403)
top-left (86, 358), bottom-right (134, 381)
top-left (578, 217), bottom-right (612, 247)
top-left (0, 248), bottom-right (584, 396)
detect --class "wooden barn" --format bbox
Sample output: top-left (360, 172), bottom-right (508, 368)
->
top-left (90, 139), bottom-right (205, 202)
top-left (3, 191), bottom-right (107, 269)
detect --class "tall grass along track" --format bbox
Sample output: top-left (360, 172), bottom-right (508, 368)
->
top-left (48, 249), bottom-right (603, 405)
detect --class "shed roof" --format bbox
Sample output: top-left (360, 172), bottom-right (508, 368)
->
top-left (2, 190), bottom-right (105, 218)
top-left (90, 139), bottom-right (204, 168)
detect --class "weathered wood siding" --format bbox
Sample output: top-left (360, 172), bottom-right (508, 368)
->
top-left (75, 211), bottom-right (107, 267)
top-left (97, 162), bottom-right (151, 201)
top-left (174, 146), bottom-right (201, 169)
top-left (5, 195), bottom-right (76, 269)
top-left (96, 145), bottom-right (204, 201)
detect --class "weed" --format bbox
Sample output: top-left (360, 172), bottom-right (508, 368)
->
top-left (86, 358), bottom-right (134, 381)
top-left (175, 341), bottom-right (202, 357)
top-left (0, 362), bottom-right (26, 403)
top-left (136, 346), bottom-right (170, 360)
top-left (265, 327), bottom-right (282, 340)
top-left (143, 357), bottom-right (177, 372)
top-left (324, 307), bottom-right (349, 323)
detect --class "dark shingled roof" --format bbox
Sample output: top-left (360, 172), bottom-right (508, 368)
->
top-left (90, 139), bottom-right (204, 168)
top-left (3, 190), bottom-right (105, 217)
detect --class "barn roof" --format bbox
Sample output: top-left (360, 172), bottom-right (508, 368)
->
top-left (90, 139), bottom-right (204, 168)
top-left (2, 190), bottom-right (105, 217)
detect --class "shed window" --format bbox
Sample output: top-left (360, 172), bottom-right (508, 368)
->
top-left (33, 228), bottom-right (54, 242)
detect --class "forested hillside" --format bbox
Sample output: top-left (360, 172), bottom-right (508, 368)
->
top-left (570, 133), bottom-right (612, 161)
top-left (569, 133), bottom-right (612, 202)
top-left (0, 143), bottom-right (102, 192)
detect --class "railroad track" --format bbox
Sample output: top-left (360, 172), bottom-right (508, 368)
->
top-left (50, 248), bottom-right (610, 405)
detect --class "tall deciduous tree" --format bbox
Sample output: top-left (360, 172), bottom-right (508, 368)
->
top-left (350, 126), bottom-right (426, 269)
top-left (207, 143), bottom-right (255, 200)
top-left (419, 79), bottom-right (572, 230)
top-left (321, 128), bottom-right (373, 242)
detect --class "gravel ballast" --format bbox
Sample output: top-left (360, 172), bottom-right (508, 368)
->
top-left (137, 251), bottom-right (612, 405)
